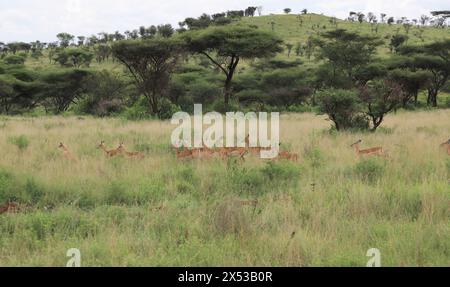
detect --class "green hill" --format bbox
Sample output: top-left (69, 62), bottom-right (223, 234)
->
top-left (25, 13), bottom-right (449, 70)
top-left (237, 13), bottom-right (448, 59)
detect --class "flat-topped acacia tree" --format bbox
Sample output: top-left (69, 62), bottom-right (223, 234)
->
top-left (182, 26), bottom-right (283, 107)
top-left (112, 38), bottom-right (183, 114)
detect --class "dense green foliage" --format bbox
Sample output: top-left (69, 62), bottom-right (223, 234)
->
top-left (1, 12), bottom-right (449, 131)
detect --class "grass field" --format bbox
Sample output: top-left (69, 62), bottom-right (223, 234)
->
top-left (0, 110), bottom-right (449, 266)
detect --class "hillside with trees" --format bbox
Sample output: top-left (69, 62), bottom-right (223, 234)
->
top-left (1, 9), bottom-right (449, 131)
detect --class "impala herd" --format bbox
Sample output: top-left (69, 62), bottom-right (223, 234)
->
top-left (54, 136), bottom-right (450, 163)
top-left (1, 137), bottom-right (449, 216)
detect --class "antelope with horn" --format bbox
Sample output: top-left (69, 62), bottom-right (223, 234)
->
top-left (58, 143), bottom-right (78, 162)
top-left (117, 143), bottom-right (145, 159)
top-left (98, 141), bottom-right (122, 158)
top-left (350, 139), bottom-right (384, 158)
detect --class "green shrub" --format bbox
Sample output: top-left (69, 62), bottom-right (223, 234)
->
top-left (445, 97), bottom-right (450, 108)
top-left (3, 55), bottom-right (26, 65)
top-left (261, 161), bottom-right (300, 183)
top-left (25, 178), bottom-right (45, 204)
top-left (121, 97), bottom-right (151, 121)
top-left (229, 167), bottom-right (266, 195)
top-left (8, 135), bottom-right (29, 151)
top-left (106, 181), bottom-right (131, 205)
top-left (134, 178), bottom-right (166, 205)
top-left (158, 98), bottom-right (181, 120)
top-left (354, 158), bottom-right (385, 183)
top-left (0, 169), bottom-right (14, 203)
top-left (304, 146), bottom-right (325, 168)
top-left (316, 89), bottom-right (368, 131)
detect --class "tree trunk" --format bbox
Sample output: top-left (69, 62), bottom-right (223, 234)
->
top-left (371, 116), bottom-right (383, 132)
top-left (224, 75), bottom-right (233, 107)
top-left (427, 88), bottom-right (438, 107)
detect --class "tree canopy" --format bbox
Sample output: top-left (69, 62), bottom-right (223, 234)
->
top-left (112, 38), bottom-right (184, 114)
top-left (182, 26), bottom-right (283, 106)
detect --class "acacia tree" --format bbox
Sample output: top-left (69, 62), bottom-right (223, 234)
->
top-left (397, 39), bottom-right (450, 106)
top-left (112, 38), bottom-right (183, 114)
top-left (315, 29), bottom-right (382, 86)
top-left (388, 69), bottom-right (430, 106)
top-left (0, 74), bottom-right (40, 114)
top-left (183, 26), bottom-right (283, 106)
top-left (56, 33), bottom-right (75, 48)
top-left (39, 69), bottom-right (91, 113)
top-left (359, 80), bottom-right (403, 131)
top-left (420, 15), bottom-right (430, 26)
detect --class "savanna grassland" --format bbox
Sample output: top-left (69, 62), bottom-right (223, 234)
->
top-left (0, 109), bottom-right (449, 266)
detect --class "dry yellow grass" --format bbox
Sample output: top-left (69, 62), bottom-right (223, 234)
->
top-left (0, 110), bottom-right (449, 266)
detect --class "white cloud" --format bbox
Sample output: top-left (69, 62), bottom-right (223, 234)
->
top-left (0, 0), bottom-right (447, 43)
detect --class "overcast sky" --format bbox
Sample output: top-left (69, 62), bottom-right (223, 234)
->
top-left (0, 0), bottom-right (448, 43)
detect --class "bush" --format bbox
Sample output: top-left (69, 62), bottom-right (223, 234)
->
top-left (53, 48), bottom-right (94, 68)
top-left (25, 178), bottom-right (45, 204)
top-left (3, 55), bottom-right (26, 65)
top-left (316, 89), bottom-right (369, 131)
top-left (8, 135), bottom-right (29, 151)
top-left (261, 161), bottom-right (300, 183)
top-left (75, 70), bottom-right (132, 117)
top-left (106, 181), bottom-right (131, 205)
top-left (0, 170), bottom-right (14, 203)
top-left (304, 146), bottom-right (325, 168)
top-left (229, 167), bottom-right (266, 195)
top-left (354, 158), bottom-right (385, 183)
top-left (158, 98), bottom-right (181, 120)
top-left (121, 97), bottom-right (152, 120)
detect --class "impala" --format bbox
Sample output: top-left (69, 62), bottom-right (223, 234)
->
top-left (239, 199), bottom-right (258, 207)
top-left (0, 202), bottom-right (19, 215)
top-left (117, 143), bottom-right (145, 159)
top-left (175, 147), bottom-right (195, 159)
top-left (351, 139), bottom-right (384, 157)
top-left (440, 139), bottom-right (450, 155)
top-left (98, 141), bottom-right (122, 158)
top-left (58, 143), bottom-right (78, 162)
top-left (277, 150), bottom-right (299, 162)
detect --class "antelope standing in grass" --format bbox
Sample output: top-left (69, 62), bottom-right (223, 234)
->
top-left (175, 148), bottom-right (194, 159)
top-left (238, 199), bottom-right (258, 207)
top-left (351, 139), bottom-right (384, 158)
top-left (117, 143), bottom-right (145, 159)
top-left (440, 139), bottom-right (450, 155)
top-left (0, 202), bottom-right (19, 215)
top-left (98, 141), bottom-right (122, 158)
top-left (277, 150), bottom-right (299, 162)
top-left (220, 147), bottom-right (249, 161)
top-left (58, 143), bottom-right (78, 162)
top-left (271, 143), bottom-right (299, 162)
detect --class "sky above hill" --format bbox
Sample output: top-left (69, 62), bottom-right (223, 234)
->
top-left (0, 0), bottom-right (448, 43)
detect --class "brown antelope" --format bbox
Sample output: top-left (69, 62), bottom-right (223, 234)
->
top-left (351, 139), bottom-right (384, 158)
top-left (175, 147), bottom-right (195, 159)
top-left (58, 143), bottom-right (78, 162)
top-left (277, 150), bottom-right (299, 162)
top-left (98, 141), bottom-right (122, 158)
top-left (440, 139), bottom-right (450, 155)
top-left (0, 202), bottom-right (19, 215)
top-left (220, 147), bottom-right (249, 161)
top-left (117, 143), bottom-right (145, 159)
top-left (238, 199), bottom-right (258, 207)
